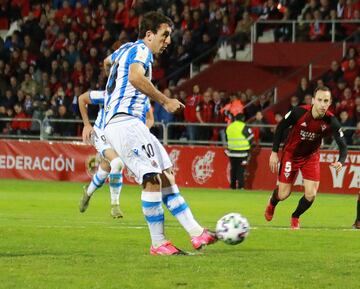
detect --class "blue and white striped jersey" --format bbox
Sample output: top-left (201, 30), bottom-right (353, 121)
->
top-left (104, 40), bottom-right (153, 125)
top-left (89, 90), bottom-right (106, 130)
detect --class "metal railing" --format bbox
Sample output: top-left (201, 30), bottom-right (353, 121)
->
top-left (1, 117), bottom-right (359, 150)
top-left (252, 19), bottom-right (360, 43)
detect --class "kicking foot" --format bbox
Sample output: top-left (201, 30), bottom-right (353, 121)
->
top-left (191, 228), bottom-right (217, 250)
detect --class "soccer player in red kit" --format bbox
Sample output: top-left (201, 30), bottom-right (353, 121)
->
top-left (264, 86), bottom-right (348, 229)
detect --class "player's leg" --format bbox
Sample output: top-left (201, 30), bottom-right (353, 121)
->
top-left (264, 182), bottom-right (292, 221)
top-left (141, 174), bottom-right (185, 255)
top-left (105, 117), bottom-right (185, 255)
top-left (291, 155), bottom-right (320, 229)
top-left (353, 192), bottom-right (360, 229)
top-left (104, 148), bottom-right (124, 218)
top-left (79, 159), bottom-right (110, 213)
top-left (146, 132), bottom-right (216, 249)
top-left (265, 154), bottom-right (297, 221)
top-left (160, 168), bottom-right (217, 250)
top-left (290, 179), bottom-right (319, 230)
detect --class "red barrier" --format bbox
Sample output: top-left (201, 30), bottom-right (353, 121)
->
top-left (0, 140), bottom-right (358, 194)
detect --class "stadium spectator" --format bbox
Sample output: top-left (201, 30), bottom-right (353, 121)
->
top-left (323, 60), bottom-right (344, 88)
top-left (0, 106), bottom-right (7, 132)
top-left (274, 8), bottom-right (292, 42)
top-left (336, 87), bottom-right (355, 117)
top-left (354, 96), bottom-right (360, 122)
top-left (296, 77), bottom-right (313, 103)
top-left (196, 90), bottom-right (214, 141)
top-left (332, 77), bottom-right (347, 104)
top-left (184, 84), bottom-right (201, 142)
top-left (211, 90), bottom-right (226, 144)
top-left (153, 88), bottom-right (175, 138)
top-left (343, 58), bottom-right (359, 85)
top-left (11, 103), bottom-right (31, 135)
top-left (289, 95), bottom-right (300, 110)
top-left (303, 93), bottom-right (313, 105)
top-left (353, 76), bottom-right (360, 97)
top-left (338, 110), bottom-right (355, 144)
top-left (52, 104), bottom-right (75, 137)
top-left (252, 110), bottom-right (273, 143)
top-left (309, 10), bottom-right (327, 41)
top-left (233, 11), bottom-right (254, 51)
top-left (222, 92), bottom-right (245, 123)
top-left (352, 121), bottom-right (360, 145)
top-left (1, 89), bottom-right (16, 109)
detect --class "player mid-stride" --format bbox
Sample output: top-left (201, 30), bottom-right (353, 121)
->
top-left (102, 12), bottom-right (216, 255)
top-left (264, 86), bottom-right (347, 229)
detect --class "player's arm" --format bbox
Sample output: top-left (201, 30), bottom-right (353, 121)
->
top-left (270, 107), bottom-right (306, 173)
top-left (128, 63), bottom-right (184, 113)
top-left (78, 91), bottom-right (93, 143)
top-left (146, 107), bottom-right (154, 129)
top-left (330, 116), bottom-right (348, 172)
top-left (103, 55), bottom-right (112, 76)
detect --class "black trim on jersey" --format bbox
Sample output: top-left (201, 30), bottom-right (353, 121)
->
top-left (272, 107), bottom-right (307, 152)
top-left (328, 116), bottom-right (348, 164)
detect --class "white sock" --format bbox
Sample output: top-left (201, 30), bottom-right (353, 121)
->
top-left (109, 157), bottom-right (124, 205)
top-left (109, 172), bottom-right (122, 205)
top-left (141, 191), bottom-right (166, 247)
top-left (87, 167), bottom-right (109, 196)
top-left (162, 185), bottom-right (203, 237)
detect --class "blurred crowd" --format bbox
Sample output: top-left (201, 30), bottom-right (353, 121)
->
top-left (0, 0), bottom-right (359, 146)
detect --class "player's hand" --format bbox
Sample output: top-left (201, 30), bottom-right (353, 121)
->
top-left (331, 161), bottom-right (343, 173)
top-left (163, 98), bottom-right (185, 113)
top-left (82, 124), bottom-right (94, 144)
top-left (269, 152), bottom-right (279, 173)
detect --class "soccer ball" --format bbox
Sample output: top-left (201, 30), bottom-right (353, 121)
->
top-left (215, 213), bottom-right (250, 245)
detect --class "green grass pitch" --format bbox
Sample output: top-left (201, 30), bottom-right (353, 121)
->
top-left (0, 179), bottom-right (359, 289)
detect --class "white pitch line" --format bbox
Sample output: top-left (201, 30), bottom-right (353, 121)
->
top-left (32, 224), bottom-right (359, 232)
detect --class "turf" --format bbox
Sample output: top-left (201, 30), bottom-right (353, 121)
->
top-left (0, 179), bottom-right (359, 289)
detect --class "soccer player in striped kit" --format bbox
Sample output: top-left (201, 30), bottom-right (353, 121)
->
top-left (102, 11), bottom-right (216, 255)
top-left (78, 90), bottom-right (124, 218)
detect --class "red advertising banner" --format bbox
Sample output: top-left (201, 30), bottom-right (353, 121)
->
top-left (0, 140), bottom-right (96, 182)
top-left (0, 140), bottom-right (359, 194)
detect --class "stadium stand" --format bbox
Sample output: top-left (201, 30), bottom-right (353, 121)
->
top-left (0, 0), bottom-right (359, 147)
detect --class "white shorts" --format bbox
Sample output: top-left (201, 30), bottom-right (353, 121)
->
top-left (92, 126), bottom-right (112, 157)
top-left (104, 114), bottom-right (172, 184)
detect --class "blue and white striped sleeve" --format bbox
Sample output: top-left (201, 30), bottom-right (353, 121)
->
top-left (108, 47), bottom-right (122, 65)
top-left (129, 44), bottom-right (152, 70)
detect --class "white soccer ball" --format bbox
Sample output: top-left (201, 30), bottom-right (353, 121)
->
top-left (216, 213), bottom-right (250, 245)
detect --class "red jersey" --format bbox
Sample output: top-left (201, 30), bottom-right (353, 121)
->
top-left (196, 101), bottom-right (214, 123)
top-left (273, 105), bottom-right (347, 163)
top-left (184, 94), bottom-right (200, 123)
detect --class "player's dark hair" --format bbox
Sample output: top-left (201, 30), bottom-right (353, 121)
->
top-left (313, 86), bottom-right (331, 97)
top-left (138, 11), bottom-right (173, 39)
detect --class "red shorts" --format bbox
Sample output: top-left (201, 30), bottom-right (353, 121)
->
top-left (278, 152), bottom-right (320, 183)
